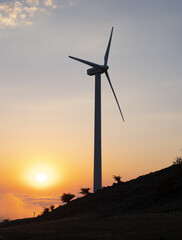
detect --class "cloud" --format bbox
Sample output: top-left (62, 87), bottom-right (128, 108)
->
top-left (23, 6), bottom-right (38, 18)
top-left (44, 0), bottom-right (56, 9)
top-left (0, 1), bottom-right (24, 28)
top-left (0, 193), bottom-right (60, 220)
top-left (44, 0), bottom-right (52, 7)
top-left (0, 0), bottom-right (56, 28)
top-left (26, 0), bottom-right (39, 6)
top-left (0, 0), bottom-right (80, 28)
top-left (16, 194), bottom-right (61, 207)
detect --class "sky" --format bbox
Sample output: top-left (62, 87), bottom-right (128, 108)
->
top-left (0, 0), bottom-right (182, 220)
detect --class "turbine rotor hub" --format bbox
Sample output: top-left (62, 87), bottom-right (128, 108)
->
top-left (104, 65), bottom-right (109, 71)
top-left (87, 65), bottom-right (109, 76)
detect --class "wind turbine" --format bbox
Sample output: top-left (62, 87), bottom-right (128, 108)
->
top-left (69, 27), bottom-right (124, 193)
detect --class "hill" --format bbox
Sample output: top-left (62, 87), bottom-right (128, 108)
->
top-left (0, 164), bottom-right (182, 239)
top-left (39, 164), bottom-right (182, 221)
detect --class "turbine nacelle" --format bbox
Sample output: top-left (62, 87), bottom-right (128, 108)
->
top-left (87, 66), bottom-right (109, 76)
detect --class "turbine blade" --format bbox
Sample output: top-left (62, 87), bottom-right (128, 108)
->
top-left (69, 56), bottom-right (103, 70)
top-left (104, 27), bottom-right (113, 66)
top-left (105, 71), bottom-right (125, 122)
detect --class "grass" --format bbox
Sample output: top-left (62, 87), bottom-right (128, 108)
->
top-left (1, 213), bottom-right (182, 240)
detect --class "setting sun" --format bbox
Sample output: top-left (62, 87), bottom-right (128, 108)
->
top-left (22, 162), bottom-right (61, 189)
top-left (36, 173), bottom-right (47, 183)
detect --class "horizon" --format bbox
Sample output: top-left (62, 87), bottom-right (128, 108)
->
top-left (0, 0), bottom-right (182, 220)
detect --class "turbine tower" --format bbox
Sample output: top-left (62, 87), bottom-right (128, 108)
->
top-left (69, 27), bottom-right (124, 193)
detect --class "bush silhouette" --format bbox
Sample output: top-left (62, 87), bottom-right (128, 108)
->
top-left (80, 188), bottom-right (90, 195)
top-left (42, 207), bottom-right (49, 215)
top-left (50, 205), bottom-right (55, 211)
top-left (60, 193), bottom-right (75, 204)
top-left (173, 157), bottom-right (182, 165)
top-left (113, 175), bottom-right (122, 183)
top-left (2, 219), bottom-right (9, 223)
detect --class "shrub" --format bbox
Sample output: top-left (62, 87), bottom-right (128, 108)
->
top-left (113, 175), bottom-right (122, 183)
top-left (50, 205), bottom-right (55, 211)
top-left (60, 193), bottom-right (75, 204)
top-left (80, 188), bottom-right (90, 195)
top-left (173, 157), bottom-right (182, 165)
top-left (42, 207), bottom-right (49, 215)
top-left (2, 219), bottom-right (9, 223)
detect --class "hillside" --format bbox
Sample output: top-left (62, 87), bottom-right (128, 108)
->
top-left (0, 164), bottom-right (182, 239)
top-left (39, 164), bottom-right (182, 221)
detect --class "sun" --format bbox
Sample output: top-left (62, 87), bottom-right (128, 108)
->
top-left (36, 173), bottom-right (47, 183)
top-left (24, 162), bottom-right (60, 189)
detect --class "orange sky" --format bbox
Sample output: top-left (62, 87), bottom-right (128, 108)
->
top-left (0, 0), bottom-right (182, 220)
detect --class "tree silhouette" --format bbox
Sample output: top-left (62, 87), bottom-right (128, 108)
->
top-left (113, 175), bottom-right (122, 183)
top-left (80, 187), bottom-right (90, 195)
top-left (50, 205), bottom-right (55, 211)
top-left (60, 193), bottom-right (75, 204)
top-left (42, 207), bottom-right (49, 215)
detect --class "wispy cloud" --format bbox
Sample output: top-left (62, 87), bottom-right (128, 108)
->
top-left (16, 194), bottom-right (60, 207)
top-left (44, 0), bottom-right (56, 8)
top-left (0, 0), bottom-right (80, 28)
top-left (0, 0), bottom-right (57, 28)
top-left (26, 0), bottom-right (39, 6)
top-left (0, 193), bottom-right (60, 220)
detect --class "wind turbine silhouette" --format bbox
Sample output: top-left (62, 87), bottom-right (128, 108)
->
top-left (69, 27), bottom-right (124, 193)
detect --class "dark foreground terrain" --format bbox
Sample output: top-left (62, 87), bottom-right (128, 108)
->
top-left (1, 164), bottom-right (182, 240)
top-left (1, 213), bottom-right (182, 240)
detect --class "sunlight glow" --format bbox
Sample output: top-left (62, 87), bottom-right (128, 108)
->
top-left (24, 162), bottom-right (59, 189)
top-left (36, 173), bottom-right (47, 183)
